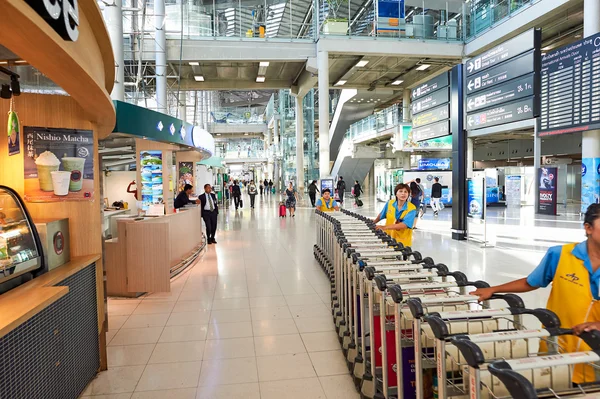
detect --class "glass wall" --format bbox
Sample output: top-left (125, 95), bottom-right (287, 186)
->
top-left (464, 0), bottom-right (536, 40)
top-left (346, 104), bottom-right (402, 142)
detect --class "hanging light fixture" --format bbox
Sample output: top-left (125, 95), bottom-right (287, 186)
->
top-left (0, 85), bottom-right (11, 99)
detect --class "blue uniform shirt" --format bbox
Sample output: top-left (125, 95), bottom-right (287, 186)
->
top-left (527, 241), bottom-right (600, 300)
top-left (316, 198), bottom-right (339, 209)
top-left (378, 200), bottom-right (417, 229)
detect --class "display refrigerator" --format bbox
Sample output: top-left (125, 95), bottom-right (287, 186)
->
top-left (0, 185), bottom-right (46, 293)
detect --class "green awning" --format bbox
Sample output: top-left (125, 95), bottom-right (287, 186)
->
top-left (199, 157), bottom-right (224, 168)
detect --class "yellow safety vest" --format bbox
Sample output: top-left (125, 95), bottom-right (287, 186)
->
top-left (542, 243), bottom-right (600, 383)
top-left (318, 197), bottom-right (335, 212)
top-left (384, 199), bottom-right (416, 247)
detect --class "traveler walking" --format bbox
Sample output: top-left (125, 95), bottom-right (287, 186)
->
top-left (285, 182), bottom-right (299, 217)
top-left (232, 179), bottom-right (242, 210)
top-left (248, 180), bottom-right (258, 208)
top-left (430, 177), bottom-right (443, 217)
top-left (259, 181), bottom-right (264, 196)
top-left (308, 180), bottom-right (320, 207)
top-left (199, 184), bottom-right (219, 244)
top-left (268, 179), bottom-right (274, 195)
top-left (264, 179), bottom-right (269, 195)
top-left (337, 176), bottom-right (346, 205)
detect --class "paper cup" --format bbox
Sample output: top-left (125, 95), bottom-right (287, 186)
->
top-left (37, 164), bottom-right (60, 191)
top-left (61, 157), bottom-right (86, 192)
top-left (51, 171), bottom-right (71, 196)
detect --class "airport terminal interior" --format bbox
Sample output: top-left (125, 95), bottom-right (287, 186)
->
top-left (1, 0), bottom-right (600, 398)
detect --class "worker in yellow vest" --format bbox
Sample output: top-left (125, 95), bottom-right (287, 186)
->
top-left (471, 203), bottom-right (600, 384)
top-left (372, 183), bottom-right (417, 247)
top-left (315, 189), bottom-right (340, 212)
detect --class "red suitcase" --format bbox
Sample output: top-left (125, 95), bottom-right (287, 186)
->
top-left (279, 203), bottom-right (287, 217)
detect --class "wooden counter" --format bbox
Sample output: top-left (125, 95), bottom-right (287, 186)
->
top-left (0, 254), bottom-right (101, 339)
top-left (105, 206), bottom-right (203, 296)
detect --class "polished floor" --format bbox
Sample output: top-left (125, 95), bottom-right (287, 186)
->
top-left (83, 193), bottom-right (582, 398)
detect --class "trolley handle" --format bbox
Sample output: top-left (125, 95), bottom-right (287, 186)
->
top-left (486, 368), bottom-right (538, 399)
top-left (388, 284), bottom-right (404, 304)
top-left (489, 294), bottom-right (525, 309)
top-left (451, 338), bottom-right (486, 368)
top-left (518, 308), bottom-right (560, 328)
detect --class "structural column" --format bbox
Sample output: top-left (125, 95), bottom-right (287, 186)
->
top-left (104, 0), bottom-right (124, 101)
top-left (295, 95), bottom-right (305, 191)
top-left (318, 51), bottom-right (330, 178)
top-left (154, 0), bottom-right (167, 114)
top-left (467, 138), bottom-right (474, 178)
top-left (582, 0), bottom-right (600, 213)
top-left (402, 89), bottom-right (411, 122)
top-left (178, 91), bottom-right (186, 122)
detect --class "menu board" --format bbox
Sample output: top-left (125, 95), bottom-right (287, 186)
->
top-left (539, 32), bottom-right (600, 136)
top-left (140, 151), bottom-right (163, 211)
top-left (411, 72), bottom-right (451, 142)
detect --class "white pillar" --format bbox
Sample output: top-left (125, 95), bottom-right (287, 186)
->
top-left (104, 0), bottom-right (124, 101)
top-left (582, 0), bottom-right (600, 212)
top-left (296, 95), bottom-right (305, 191)
top-left (155, 0), bottom-right (167, 114)
top-left (273, 114), bottom-right (280, 148)
top-left (178, 91), bottom-right (186, 122)
top-left (467, 138), bottom-right (474, 178)
top-left (403, 89), bottom-right (411, 122)
top-left (318, 51), bottom-right (330, 178)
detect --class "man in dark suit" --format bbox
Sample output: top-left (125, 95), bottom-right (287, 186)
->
top-left (199, 184), bottom-right (219, 244)
top-left (174, 184), bottom-right (198, 209)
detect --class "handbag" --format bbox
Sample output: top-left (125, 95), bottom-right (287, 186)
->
top-left (239, 198), bottom-right (243, 208)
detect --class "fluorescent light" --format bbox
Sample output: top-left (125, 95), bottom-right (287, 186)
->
top-left (335, 80), bottom-right (347, 86)
top-left (259, 61), bottom-right (270, 67)
top-left (189, 61), bottom-right (199, 66)
top-left (244, 133), bottom-right (249, 136)
top-left (356, 60), bottom-right (369, 67)
top-left (194, 75), bottom-right (204, 81)
top-left (256, 76), bottom-right (266, 82)
top-left (416, 64), bottom-right (431, 71)
top-left (391, 80), bottom-right (404, 85)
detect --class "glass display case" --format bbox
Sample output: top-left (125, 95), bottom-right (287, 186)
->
top-left (0, 186), bottom-right (45, 289)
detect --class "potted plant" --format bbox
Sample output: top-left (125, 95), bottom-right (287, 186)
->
top-left (323, 0), bottom-right (349, 35)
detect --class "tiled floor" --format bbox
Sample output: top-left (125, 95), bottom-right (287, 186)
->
top-left (83, 194), bottom-right (356, 398)
top-left (83, 193), bottom-right (570, 398)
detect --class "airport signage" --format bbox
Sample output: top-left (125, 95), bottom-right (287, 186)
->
top-left (412, 88), bottom-right (449, 115)
top-left (412, 104), bottom-right (449, 128)
top-left (465, 52), bottom-right (535, 95)
top-left (538, 32), bottom-right (600, 136)
top-left (412, 120), bottom-right (450, 142)
top-left (411, 72), bottom-right (449, 100)
top-left (466, 74), bottom-right (535, 112)
top-left (466, 98), bottom-right (534, 130)
top-left (465, 30), bottom-right (538, 77)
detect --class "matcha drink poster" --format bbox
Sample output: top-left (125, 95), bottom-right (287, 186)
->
top-left (23, 126), bottom-right (94, 202)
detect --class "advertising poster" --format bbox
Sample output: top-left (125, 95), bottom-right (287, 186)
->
top-left (506, 175), bottom-right (522, 207)
top-left (23, 126), bottom-right (94, 202)
top-left (178, 162), bottom-right (194, 193)
top-left (581, 158), bottom-right (600, 213)
top-left (467, 178), bottom-right (485, 220)
top-left (417, 158), bottom-right (451, 171)
top-left (140, 151), bottom-right (163, 210)
top-left (7, 110), bottom-right (20, 156)
top-left (537, 167), bottom-right (558, 215)
top-left (320, 179), bottom-right (334, 193)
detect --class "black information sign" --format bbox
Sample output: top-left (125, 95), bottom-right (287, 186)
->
top-left (466, 97), bottom-right (534, 130)
top-left (412, 104), bottom-right (450, 128)
top-left (466, 30), bottom-right (537, 77)
top-left (412, 120), bottom-right (450, 141)
top-left (539, 32), bottom-right (600, 136)
top-left (464, 28), bottom-right (541, 132)
top-left (466, 74), bottom-right (535, 112)
top-left (412, 88), bottom-right (449, 115)
top-left (411, 73), bottom-right (449, 100)
top-left (537, 167), bottom-right (558, 215)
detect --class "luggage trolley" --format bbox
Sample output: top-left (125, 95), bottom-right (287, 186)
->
top-left (423, 305), bottom-right (563, 399)
top-left (456, 329), bottom-right (600, 399)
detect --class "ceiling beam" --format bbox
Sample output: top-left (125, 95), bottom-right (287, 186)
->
top-left (179, 79), bottom-right (293, 90)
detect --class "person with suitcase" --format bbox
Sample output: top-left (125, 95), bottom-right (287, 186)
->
top-left (315, 189), bottom-right (339, 212)
top-left (232, 180), bottom-right (242, 210)
top-left (284, 182), bottom-right (299, 217)
top-left (353, 180), bottom-right (363, 207)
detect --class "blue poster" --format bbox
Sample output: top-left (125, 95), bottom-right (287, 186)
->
top-left (417, 158), bottom-right (451, 171)
top-left (581, 158), bottom-right (600, 213)
top-left (467, 178), bottom-right (485, 220)
top-left (376, 0), bottom-right (405, 34)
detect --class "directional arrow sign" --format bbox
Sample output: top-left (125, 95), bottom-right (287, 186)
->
top-left (466, 97), bottom-right (534, 130)
top-left (465, 51), bottom-right (535, 95)
top-left (411, 72), bottom-right (449, 100)
top-left (465, 29), bottom-right (540, 77)
top-left (412, 104), bottom-right (449, 128)
top-left (412, 120), bottom-right (450, 142)
top-left (412, 88), bottom-right (449, 115)
top-left (465, 74), bottom-right (535, 112)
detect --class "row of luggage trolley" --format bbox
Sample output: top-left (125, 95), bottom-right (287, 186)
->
top-left (313, 209), bottom-right (600, 399)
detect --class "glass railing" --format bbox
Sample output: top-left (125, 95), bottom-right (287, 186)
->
top-left (346, 104), bottom-right (402, 142)
top-left (317, 0), bottom-right (464, 42)
top-left (464, 0), bottom-right (537, 41)
top-left (206, 108), bottom-right (266, 125)
top-left (221, 139), bottom-right (267, 158)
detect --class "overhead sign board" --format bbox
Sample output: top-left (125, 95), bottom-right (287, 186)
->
top-left (411, 72), bottom-right (449, 100)
top-left (412, 88), bottom-right (449, 115)
top-left (465, 30), bottom-right (537, 77)
top-left (412, 120), bottom-right (450, 142)
top-left (466, 74), bottom-right (535, 112)
top-left (466, 97), bottom-right (534, 130)
top-left (412, 104), bottom-right (450, 128)
top-left (538, 32), bottom-right (600, 136)
top-left (465, 51), bottom-right (535, 95)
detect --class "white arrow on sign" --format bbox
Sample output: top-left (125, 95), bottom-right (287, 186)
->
top-left (468, 80), bottom-right (475, 91)
top-left (468, 99), bottom-right (475, 110)
top-left (467, 61), bottom-right (474, 73)
top-left (468, 117), bottom-right (474, 127)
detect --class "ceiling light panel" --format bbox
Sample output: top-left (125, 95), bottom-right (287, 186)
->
top-left (194, 75), bottom-right (204, 81)
top-left (256, 76), bottom-right (266, 83)
top-left (416, 64), bottom-right (431, 71)
top-left (334, 80), bottom-right (347, 86)
top-left (259, 62), bottom-right (270, 67)
top-left (189, 61), bottom-right (199, 66)
top-left (355, 60), bottom-right (369, 67)
top-left (391, 80), bottom-right (404, 85)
